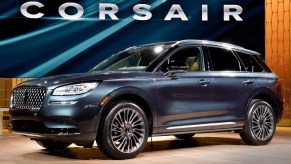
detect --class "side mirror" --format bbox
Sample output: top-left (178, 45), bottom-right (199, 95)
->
top-left (168, 61), bottom-right (189, 71)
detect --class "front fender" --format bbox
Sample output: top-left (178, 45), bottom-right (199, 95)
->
top-left (94, 86), bottom-right (157, 133)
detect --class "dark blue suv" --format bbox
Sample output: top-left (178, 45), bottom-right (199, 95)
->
top-left (10, 40), bottom-right (283, 159)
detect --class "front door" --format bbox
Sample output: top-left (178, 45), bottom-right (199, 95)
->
top-left (153, 46), bottom-right (213, 133)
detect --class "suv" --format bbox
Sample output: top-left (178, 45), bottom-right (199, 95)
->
top-left (10, 40), bottom-right (283, 159)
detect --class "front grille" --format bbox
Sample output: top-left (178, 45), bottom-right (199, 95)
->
top-left (12, 86), bottom-right (46, 110)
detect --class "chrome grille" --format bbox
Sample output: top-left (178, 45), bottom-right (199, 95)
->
top-left (12, 86), bottom-right (46, 109)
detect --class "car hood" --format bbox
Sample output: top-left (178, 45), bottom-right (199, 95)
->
top-left (17, 71), bottom-right (154, 88)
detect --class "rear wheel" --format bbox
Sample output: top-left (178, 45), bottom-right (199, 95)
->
top-left (97, 101), bottom-right (149, 159)
top-left (36, 140), bottom-right (71, 151)
top-left (240, 99), bottom-right (276, 145)
top-left (174, 134), bottom-right (195, 140)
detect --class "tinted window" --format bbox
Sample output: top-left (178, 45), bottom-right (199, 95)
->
top-left (253, 55), bottom-right (272, 72)
top-left (90, 45), bottom-right (170, 72)
top-left (235, 51), bottom-right (264, 72)
top-left (208, 47), bottom-right (241, 71)
top-left (159, 47), bottom-right (203, 72)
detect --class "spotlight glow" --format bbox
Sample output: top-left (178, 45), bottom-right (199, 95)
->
top-left (154, 46), bottom-right (163, 53)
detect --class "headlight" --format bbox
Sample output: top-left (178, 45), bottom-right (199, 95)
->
top-left (52, 82), bottom-right (99, 96)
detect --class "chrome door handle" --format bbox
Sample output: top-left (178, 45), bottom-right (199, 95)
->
top-left (242, 80), bottom-right (254, 85)
top-left (198, 79), bottom-right (210, 86)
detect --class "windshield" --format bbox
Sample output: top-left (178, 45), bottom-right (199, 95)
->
top-left (90, 45), bottom-right (170, 72)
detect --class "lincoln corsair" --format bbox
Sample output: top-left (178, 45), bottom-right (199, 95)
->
top-left (10, 40), bottom-right (283, 159)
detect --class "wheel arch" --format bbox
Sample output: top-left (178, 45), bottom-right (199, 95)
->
top-left (247, 88), bottom-right (282, 123)
top-left (96, 87), bottom-right (155, 136)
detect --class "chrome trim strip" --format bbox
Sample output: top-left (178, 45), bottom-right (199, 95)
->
top-left (166, 122), bottom-right (237, 130)
top-left (171, 41), bottom-right (182, 47)
top-left (9, 130), bottom-right (80, 137)
top-left (153, 127), bottom-right (243, 137)
top-left (49, 101), bottom-right (78, 105)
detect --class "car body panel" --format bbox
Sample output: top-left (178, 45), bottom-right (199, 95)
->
top-left (210, 72), bottom-right (258, 126)
top-left (152, 72), bottom-right (213, 133)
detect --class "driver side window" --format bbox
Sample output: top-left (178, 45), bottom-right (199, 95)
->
top-left (159, 47), bottom-right (203, 72)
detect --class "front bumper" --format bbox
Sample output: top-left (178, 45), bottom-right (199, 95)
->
top-left (9, 130), bottom-right (97, 145)
top-left (9, 113), bottom-right (98, 145)
top-left (10, 87), bottom-right (106, 145)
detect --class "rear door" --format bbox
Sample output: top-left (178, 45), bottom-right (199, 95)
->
top-left (206, 46), bottom-right (257, 129)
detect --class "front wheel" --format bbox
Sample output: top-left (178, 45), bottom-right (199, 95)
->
top-left (36, 140), bottom-right (71, 151)
top-left (240, 99), bottom-right (276, 145)
top-left (97, 101), bottom-right (149, 159)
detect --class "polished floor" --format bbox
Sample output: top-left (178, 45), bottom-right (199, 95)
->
top-left (0, 127), bottom-right (290, 164)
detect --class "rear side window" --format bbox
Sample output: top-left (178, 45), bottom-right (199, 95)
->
top-left (235, 51), bottom-right (266, 72)
top-left (253, 55), bottom-right (272, 72)
top-left (207, 47), bottom-right (241, 71)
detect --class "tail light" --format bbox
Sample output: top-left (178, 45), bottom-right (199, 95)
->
top-left (276, 78), bottom-right (280, 85)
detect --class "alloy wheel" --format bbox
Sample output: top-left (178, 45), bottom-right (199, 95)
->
top-left (251, 104), bottom-right (275, 141)
top-left (110, 107), bottom-right (146, 153)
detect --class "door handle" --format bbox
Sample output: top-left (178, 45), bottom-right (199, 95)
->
top-left (198, 79), bottom-right (210, 86)
top-left (242, 80), bottom-right (254, 85)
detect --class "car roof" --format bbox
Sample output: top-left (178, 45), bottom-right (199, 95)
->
top-left (136, 40), bottom-right (260, 55)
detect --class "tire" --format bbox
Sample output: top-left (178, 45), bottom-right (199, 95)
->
top-left (240, 99), bottom-right (276, 145)
top-left (97, 101), bottom-right (149, 159)
top-left (36, 140), bottom-right (71, 151)
top-left (174, 134), bottom-right (195, 140)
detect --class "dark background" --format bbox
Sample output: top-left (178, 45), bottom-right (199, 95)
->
top-left (0, 0), bottom-right (265, 77)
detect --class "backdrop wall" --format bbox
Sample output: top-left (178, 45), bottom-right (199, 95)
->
top-left (0, 0), bottom-right (264, 77)
top-left (1, 0), bottom-right (290, 126)
top-left (266, 0), bottom-right (291, 126)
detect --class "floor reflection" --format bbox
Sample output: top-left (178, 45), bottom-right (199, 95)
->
top-left (27, 136), bottom-right (244, 160)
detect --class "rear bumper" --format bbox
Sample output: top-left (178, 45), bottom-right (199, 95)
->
top-left (277, 101), bottom-right (284, 123)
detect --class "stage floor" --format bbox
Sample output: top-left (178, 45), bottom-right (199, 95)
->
top-left (1, 127), bottom-right (290, 163)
